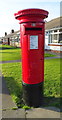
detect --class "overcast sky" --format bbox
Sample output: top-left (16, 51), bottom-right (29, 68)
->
top-left (0, 0), bottom-right (61, 37)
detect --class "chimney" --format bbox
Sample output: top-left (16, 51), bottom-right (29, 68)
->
top-left (5, 32), bottom-right (7, 36)
top-left (11, 29), bottom-right (14, 33)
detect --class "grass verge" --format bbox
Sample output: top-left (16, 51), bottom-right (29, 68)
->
top-left (45, 53), bottom-right (56, 57)
top-left (1, 58), bottom-right (61, 108)
top-left (0, 45), bottom-right (56, 61)
top-left (0, 45), bottom-right (21, 61)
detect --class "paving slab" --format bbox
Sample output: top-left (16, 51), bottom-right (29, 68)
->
top-left (2, 76), bottom-right (17, 110)
top-left (2, 109), bottom-right (25, 119)
top-left (61, 113), bottom-right (62, 120)
top-left (26, 108), bottom-right (60, 119)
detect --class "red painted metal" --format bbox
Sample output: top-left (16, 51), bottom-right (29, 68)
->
top-left (14, 8), bottom-right (48, 84)
top-left (14, 8), bottom-right (48, 23)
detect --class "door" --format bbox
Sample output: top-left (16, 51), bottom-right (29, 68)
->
top-left (28, 34), bottom-right (44, 84)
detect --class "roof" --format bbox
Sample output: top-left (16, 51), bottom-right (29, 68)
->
top-left (45, 16), bottom-right (62, 30)
top-left (3, 30), bottom-right (20, 39)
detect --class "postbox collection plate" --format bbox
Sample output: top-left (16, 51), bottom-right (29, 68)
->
top-left (30, 35), bottom-right (38, 49)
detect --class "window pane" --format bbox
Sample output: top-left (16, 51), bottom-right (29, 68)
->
top-left (59, 33), bottom-right (62, 43)
top-left (54, 34), bottom-right (57, 40)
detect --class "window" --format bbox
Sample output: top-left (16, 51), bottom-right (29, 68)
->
top-left (54, 30), bottom-right (57, 32)
top-left (59, 33), bottom-right (62, 43)
top-left (59, 29), bottom-right (62, 32)
top-left (54, 34), bottom-right (57, 40)
top-left (48, 33), bottom-right (59, 43)
top-left (49, 34), bottom-right (52, 43)
top-left (48, 30), bottom-right (62, 43)
top-left (52, 34), bottom-right (58, 43)
top-left (45, 32), bottom-right (48, 36)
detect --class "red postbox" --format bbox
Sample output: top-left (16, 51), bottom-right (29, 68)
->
top-left (14, 8), bottom-right (48, 107)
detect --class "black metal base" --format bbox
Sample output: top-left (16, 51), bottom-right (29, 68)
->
top-left (22, 82), bottom-right (44, 107)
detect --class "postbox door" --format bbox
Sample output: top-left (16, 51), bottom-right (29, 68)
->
top-left (28, 34), bottom-right (44, 84)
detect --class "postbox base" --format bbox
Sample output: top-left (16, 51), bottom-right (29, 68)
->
top-left (22, 82), bottom-right (44, 107)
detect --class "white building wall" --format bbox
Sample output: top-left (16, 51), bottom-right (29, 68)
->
top-left (47, 43), bottom-right (62, 51)
top-left (45, 28), bottom-right (62, 52)
top-left (45, 35), bottom-right (49, 49)
top-left (45, 35), bottom-right (62, 51)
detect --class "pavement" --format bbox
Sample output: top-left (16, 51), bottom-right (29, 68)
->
top-left (0, 51), bottom-right (61, 119)
top-left (26, 108), bottom-right (60, 119)
top-left (0, 72), bottom-right (25, 119)
top-left (0, 60), bottom-right (21, 64)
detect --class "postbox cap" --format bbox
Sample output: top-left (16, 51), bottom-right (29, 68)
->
top-left (14, 8), bottom-right (49, 23)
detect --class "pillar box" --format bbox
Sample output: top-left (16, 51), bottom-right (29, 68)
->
top-left (14, 8), bottom-right (48, 107)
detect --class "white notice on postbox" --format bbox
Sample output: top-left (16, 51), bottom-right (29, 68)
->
top-left (30, 35), bottom-right (38, 49)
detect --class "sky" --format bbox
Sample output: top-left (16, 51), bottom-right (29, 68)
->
top-left (0, 0), bottom-right (61, 37)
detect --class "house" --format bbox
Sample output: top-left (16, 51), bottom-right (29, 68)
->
top-left (45, 16), bottom-right (62, 53)
top-left (2, 30), bottom-right (20, 47)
